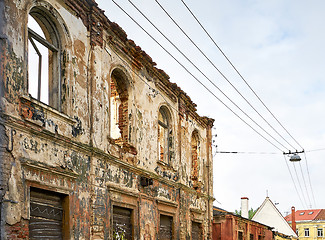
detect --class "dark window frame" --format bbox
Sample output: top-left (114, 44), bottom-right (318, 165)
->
top-left (28, 8), bottom-right (62, 111)
top-left (318, 228), bottom-right (323, 237)
top-left (158, 106), bottom-right (173, 164)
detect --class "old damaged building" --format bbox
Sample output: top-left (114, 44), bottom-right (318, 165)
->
top-left (0, 0), bottom-right (214, 239)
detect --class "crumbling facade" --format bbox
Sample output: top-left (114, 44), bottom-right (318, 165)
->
top-left (0, 0), bottom-right (214, 239)
top-left (212, 207), bottom-right (274, 240)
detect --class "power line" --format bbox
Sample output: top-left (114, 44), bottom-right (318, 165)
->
top-left (215, 151), bottom-right (279, 155)
top-left (153, 0), bottom-right (297, 152)
top-left (291, 161), bottom-right (308, 209)
top-left (112, 0), bottom-right (287, 152)
top-left (179, 0), bottom-right (304, 151)
top-left (283, 155), bottom-right (306, 209)
top-left (112, 0), bottom-right (314, 207)
top-left (298, 161), bottom-right (312, 208)
top-left (306, 148), bottom-right (325, 152)
top-left (179, 0), bottom-right (315, 208)
top-left (303, 152), bottom-right (317, 207)
top-left (121, 0), bottom-right (290, 152)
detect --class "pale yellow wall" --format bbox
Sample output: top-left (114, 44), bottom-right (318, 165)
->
top-left (296, 221), bottom-right (325, 239)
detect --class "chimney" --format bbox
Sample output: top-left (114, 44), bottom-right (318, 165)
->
top-left (291, 206), bottom-right (296, 233)
top-left (241, 197), bottom-right (249, 218)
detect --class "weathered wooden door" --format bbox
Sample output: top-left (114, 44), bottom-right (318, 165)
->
top-left (192, 222), bottom-right (202, 240)
top-left (113, 206), bottom-right (132, 240)
top-left (159, 215), bottom-right (173, 240)
top-left (29, 188), bottom-right (64, 239)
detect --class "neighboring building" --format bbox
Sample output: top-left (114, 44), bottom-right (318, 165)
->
top-left (0, 0), bottom-right (214, 239)
top-left (252, 197), bottom-right (298, 239)
top-left (212, 206), bottom-right (274, 240)
top-left (285, 209), bottom-right (325, 239)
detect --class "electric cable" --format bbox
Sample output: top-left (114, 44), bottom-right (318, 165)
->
top-left (306, 148), bottom-right (325, 152)
top-left (303, 152), bottom-right (317, 207)
top-left (215, 151), bottom-right (278, 155)
top-left (108, 44), bottom-right (179, 116)
top-left (283, 155), bottom-right (306, 209)
top-left (292, 162), bottom-right (308, 209)
top-left (122, 0), bottom-right (290, 152)
top-left (112, 0), bottom-right (288, 152)
top-left (298, 161), bottom-right (312, 208)
top-left (153, 0), bottom-right (297, 152)
top-left (112, 0), bottom-right (312, 207)
top-left (179, 0), bottom-right (316, 208)
top-left (179, 0), bottom-right (304, 151)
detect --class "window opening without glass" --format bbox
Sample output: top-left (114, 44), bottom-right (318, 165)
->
top-left (158, 107), bottom-right (172, 164)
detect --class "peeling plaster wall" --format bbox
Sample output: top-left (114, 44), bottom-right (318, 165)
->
top-left (0, 0), bottom-right (215, 239)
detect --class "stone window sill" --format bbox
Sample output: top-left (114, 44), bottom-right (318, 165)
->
top-left (157, 160), bottom-right (176, 172)
top-left (20, 95), bottom-right (76, 125)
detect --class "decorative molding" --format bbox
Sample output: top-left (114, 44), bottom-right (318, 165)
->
top-left (106, 183), bottom-right (139, 199)
top-left (190, 208), bottom-right (204, 215)
top-left (20, 157), bottom-right (79, 179)
top-left (157, 198), bottom-right (178, 209)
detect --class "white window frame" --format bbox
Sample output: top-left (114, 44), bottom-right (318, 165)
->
top-left (318, 228), bottom-right (323, 237)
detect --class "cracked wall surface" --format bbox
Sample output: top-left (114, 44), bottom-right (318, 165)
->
top-left (0, 0), bottom-right (214, 239)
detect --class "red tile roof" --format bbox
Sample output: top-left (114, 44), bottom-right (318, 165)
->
top-left (285, 209), bottom-right (322, 222)
top-left (315, 209), bottom-right (325, 220)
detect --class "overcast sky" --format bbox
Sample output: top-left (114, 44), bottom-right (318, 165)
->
top-left (96, 0), bottom-right (325, 216)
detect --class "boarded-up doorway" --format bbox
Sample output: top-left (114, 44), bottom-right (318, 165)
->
top-left (113, 206), bottom-right (132, 240)
top-left (29, 188), bottom-right (65, 239)
top-left (159, 214), bottom-right (173, 240)
top-left (192, 221), bottom-right (202, 240)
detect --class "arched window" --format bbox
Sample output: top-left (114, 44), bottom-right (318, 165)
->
top-left (110, 68), bottom-right (129, 144)
top-left (158, 106), bottom-right (172, 164)
top-left (28, 7), bottom-right (61, 109)
top-left (191, 131), bottom-right (199, 185)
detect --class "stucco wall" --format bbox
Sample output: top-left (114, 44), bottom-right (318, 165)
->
top-left (0, 0), bottom-right (214, 239)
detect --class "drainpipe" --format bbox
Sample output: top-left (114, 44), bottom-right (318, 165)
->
top-left (291, 206), bottom-right (296, 233)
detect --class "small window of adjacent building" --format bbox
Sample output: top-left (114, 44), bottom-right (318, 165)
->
top-left (29, 187), bottom-right (68, 239)
top-left (250, 234), bottom-right (254, 240)
top-left (318, 228), bottom-right (323, 237)
top-left (158, 106), bottom-right (172, 164)
top-left (113, 206), bottom-right (132, 240)
top-left (238, 231), bottom-right (243, 240)
top-left (159, 214), bottom-right (173, 240)
top-left (28, 8), bottom-right (61, 109)
top-left (304, 228), bottom-right (310, 237)
top-left (299, 212), bottom-right (305, 215)
top-left (308, 211), bottom-right (314, 215)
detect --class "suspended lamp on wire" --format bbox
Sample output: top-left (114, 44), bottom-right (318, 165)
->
top-left (289, 153), bottom-right (301, 162)
top-left (283, 150), bottom-right (304, 162)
